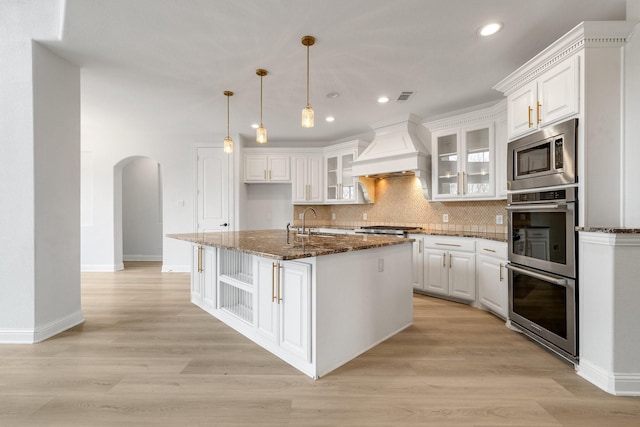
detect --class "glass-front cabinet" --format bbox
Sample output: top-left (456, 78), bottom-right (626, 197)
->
top-left (324, 140), bottom-right (368, 204)
top-left (432, 122), bottom-right (495, 200)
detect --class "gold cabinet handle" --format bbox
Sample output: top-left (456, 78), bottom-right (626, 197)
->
top-left (442, 253), bottom-right (446, 268)
top-left (537, 101), bottom-right (542, 124)
top-left (269, 170), bottom-right (272, 180)
top-left (277, 264), bottom-right (283, 304)
top-left (197, 246), bottom-right (203, 273)
top-left (499, 263), bottom-right (504, 282)
top-left (271, 262), bottom-right (276, 302)
top-left (419, 240), bottom-right (423, 254)
top-left (449, 253), bottom-right (452, 269)
top-left (264, 170), bottom-right (267, 180)
top-left (457, 172), bottom-right (461, 196)
top-left (528, 106), bottom-right (533, 128)
top-left (462, 172), bottom-right (466, 195)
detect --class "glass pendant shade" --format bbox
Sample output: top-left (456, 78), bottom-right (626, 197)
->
top-left (302, 105), bottom-right (314, 128)
top-left (301, 35), bottom-right (315, 128)
top-left (256, 125), bottom-right (267, 144)
top-left (256, 69), bottom-right (268, 143)
top-left (223, 90), bottom-right (234, 154)
top-left (223, 136), bottom-right (233, 153)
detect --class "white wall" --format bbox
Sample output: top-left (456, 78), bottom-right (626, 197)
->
top-left (624, 5), bottom-right (640, 226)
top-left (243, 184), bottom-right (293, 230)
top-left (0, 0), bottom-right (82, 342)
top-left (122, 157), bottom-right (163, 261)
top-left (32, 41), bottom-right (83, 336)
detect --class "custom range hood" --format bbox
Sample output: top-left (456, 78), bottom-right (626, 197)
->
top-left (352, 114), bottom-right (432, 200)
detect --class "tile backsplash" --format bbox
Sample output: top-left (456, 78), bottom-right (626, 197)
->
top-left (294, 176), bottom-right (508, 234)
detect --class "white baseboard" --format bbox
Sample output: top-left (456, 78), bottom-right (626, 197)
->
top-left (81, 263), bottom-right (124, 272)
top-left (161, 264), bottom-right (190, 273)
top-left (123, 254), bottom-right (163, 262)
top-left (578, 358), bottom-right (640, 396)
top-left (0, 310), bottom-right (84, 344)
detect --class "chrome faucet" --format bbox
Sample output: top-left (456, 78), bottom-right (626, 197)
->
top-left (300, 207), bottom-right (317, 237)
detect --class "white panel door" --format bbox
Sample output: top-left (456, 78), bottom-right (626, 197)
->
top-left (449, 250), bottom-right (476, 301)
top-left (256, 258), bottom-right (278, 343)
top-left (424, 248), bottom-right (448, 296)
top-left (539, 56), bottom-right (579, 127)
top-left (196, 147), bottom-right (230, 232)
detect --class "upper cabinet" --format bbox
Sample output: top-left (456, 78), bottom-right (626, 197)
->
top-left (324, 140), bottom-right (369, 204)
top-left (426, 101), bottom-right (506, 201)
top-left (506, 56), bottom-right (579, 140)
top-left (292, 154), bottom-right (324, 204)
top-left (244, 154), bottom-right (290, 183)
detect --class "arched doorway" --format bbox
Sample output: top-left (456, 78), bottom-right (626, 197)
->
top-left (114, 156), bottom-right (163, 269)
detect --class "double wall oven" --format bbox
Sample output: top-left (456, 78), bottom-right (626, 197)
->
top-left (506, 118), bottom-right (578, 362)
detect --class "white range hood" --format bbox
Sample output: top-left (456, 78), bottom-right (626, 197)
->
top-left (352, 114), bottom-right (432, 200)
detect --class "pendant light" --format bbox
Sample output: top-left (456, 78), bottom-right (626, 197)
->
top-left (256, 68), bottom-right (268, 144)
top-left (223, 90), bottom-right (234, 154)
top-left (301, 35), bottom-right (315, 128)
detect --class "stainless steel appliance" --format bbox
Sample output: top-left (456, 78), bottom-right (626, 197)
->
top-left (506, 119), bottom-right (579, 362)
top-left (507, 189), bottom-right (576, 278)
top-left (507, 118), bottom-right (577, 191)
top-left (355, 225), bottom-right (422, 237)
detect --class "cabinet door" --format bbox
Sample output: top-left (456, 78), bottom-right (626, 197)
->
top-left (340, 151), bottom-right (356, 202)
top-left (325, 155), bottom-right (339, 202)
top-left (279, 261), bottom-right (311, 362)
top-left (307, 155), bottom-right (324, 203)
top-left (424, 248), bottom-right (448, 295)
top-left (507, 82), bottom-right (537, 139)
top-left (539, 56), bottom-right (579, 127)
top-left (433, 131), bottom-right (460, 198)
top-left (268, 155), bottom-right (290, 182)
top-left (411, 236), bottom-right (424, 290)
top-left (256, 258), bottom-right (278, 343)
top-left (202, 246), bottom-right (217, 309)
top-left (448, 250), bottom-right (476, 301)
top-left (244, 155), bottom-right (268, 182)
top-left (477, 254), bottom-right (507, 318)
top-left (462, 124), bottom-right (494, 198)
top-left (292, 156), bottom-right (308, 203)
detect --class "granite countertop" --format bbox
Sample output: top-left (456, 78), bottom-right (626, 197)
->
top-left (576, 227), bottom-right (640, 234)
top-left (168, 230), bottom-right (413, 261)
top-left (410, 229), bottom-right (507, 243)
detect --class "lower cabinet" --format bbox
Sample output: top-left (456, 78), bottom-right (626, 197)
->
top-left (256, 257), bottom-right (311, 363)
top-left (423, 237), bottom-right (476, 302)
top-left (191, 245), bottom-right (217, 310)
top-left (476, 240), bottom-right (508, 319)
top-left (412, 235), bottom-right (508, 319)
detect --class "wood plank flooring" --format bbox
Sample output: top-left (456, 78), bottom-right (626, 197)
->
top-left (1, 261), bottom-right (638, 426)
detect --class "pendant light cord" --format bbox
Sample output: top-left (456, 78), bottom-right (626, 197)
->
top-left (306, 44), bottom-right (310, 107)
top-left (260, 74), bottom-right (264, 126)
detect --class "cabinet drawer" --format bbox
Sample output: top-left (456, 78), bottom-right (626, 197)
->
top-left (476, 239), bottom-right (507, 259)
top-left (424, 236), bottom-right (475, 252)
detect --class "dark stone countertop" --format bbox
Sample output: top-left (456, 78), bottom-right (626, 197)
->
top-left (167, 230), bottom-right (413, 261)
top-left (576, 227), bottom-right (640, 234)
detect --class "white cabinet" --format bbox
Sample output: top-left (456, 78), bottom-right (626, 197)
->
top-left (256, 257), bottom-right (311, 363)
top-left (423, 237), bottom-right (476, 302)
top-left (476, 240), bottom-right (508, 319)
top-left (410, 234), bottom-right (424, 291)
top-left (244, 154), bottom-right (290, 183)
top-left (506, 56), bottom-right (579, 140)
top-left (426, 102), bottom-right (505, 201)
top-left (191, 245), bottom-right (217, 310)
top-left (292, 154), bottom-right (324, 204)
top-left (324, 140), bottom-right (368, 204)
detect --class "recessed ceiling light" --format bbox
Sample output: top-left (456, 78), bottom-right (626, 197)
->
top-left (326, 91), bottom-right (340, 99)
top-left (378, 96), bottom-right (389, 103)
top-left (478, 22), bottom-right (502, 37)
top-left (251, 123), bottom-right (259, 129)
top-left (325, 116), bottom-right (335, 122)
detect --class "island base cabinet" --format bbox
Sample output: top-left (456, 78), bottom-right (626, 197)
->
top-left (256, 258), bottom-right (311, 364)
top-left (191, 245), bottom-right (217, 311)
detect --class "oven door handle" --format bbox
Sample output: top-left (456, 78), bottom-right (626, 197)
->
top-left (506, 204), bottom-right (561, 210)
top-left (506, 263), bottom-right (567, 285)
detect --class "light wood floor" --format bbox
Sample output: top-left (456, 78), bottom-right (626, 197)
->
top-left (1, 262), bottom-right (638, 426)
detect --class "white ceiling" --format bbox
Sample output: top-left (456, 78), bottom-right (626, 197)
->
top-left (47, 0), bottom-right (626, 146)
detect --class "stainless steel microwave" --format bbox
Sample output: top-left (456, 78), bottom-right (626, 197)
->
top-left (507, 118), bottom-right (577, 191)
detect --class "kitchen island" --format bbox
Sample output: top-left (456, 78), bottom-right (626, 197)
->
top-left (168, 230), bottom-right (413, 379)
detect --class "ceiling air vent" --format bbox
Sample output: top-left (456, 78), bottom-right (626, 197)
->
top-left (396, 91), bottom-right (413, 102)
